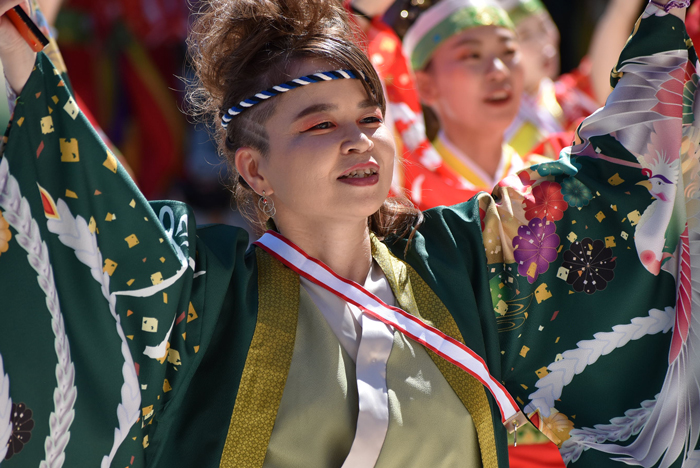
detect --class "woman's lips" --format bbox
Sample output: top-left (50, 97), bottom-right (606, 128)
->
top-left (338, 173), bottom-right (380, 186)
top-left (484, 89), bottom-right (513, 106)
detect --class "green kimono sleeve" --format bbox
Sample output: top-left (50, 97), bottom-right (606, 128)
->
top-left (0, 52), bottom-right (251, 467)
top-left (472, 5), bottom-right (699, 467)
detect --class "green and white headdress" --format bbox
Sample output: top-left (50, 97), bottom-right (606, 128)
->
top-left (403, 0), bottom-right (514, 71)
top-left (497, 0), bottom-right (546, 24)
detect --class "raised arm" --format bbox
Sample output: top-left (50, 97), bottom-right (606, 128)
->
top-left (587, 0), bottom-right (647, 104)
top-left (0, 4), bottom-right (249, 466)
top-left (473, 1), bottom-right (699, 466)
top-left (0, 0), bottom-right (37, 95)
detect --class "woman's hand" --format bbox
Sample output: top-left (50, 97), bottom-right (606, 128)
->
top-left (0, 0), bottom-right (37, 95)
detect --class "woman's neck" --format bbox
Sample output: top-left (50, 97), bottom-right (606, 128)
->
top-left (441, 123), bottom-right (505, 180)
top-left (275, 216), bottom-right (373, 284)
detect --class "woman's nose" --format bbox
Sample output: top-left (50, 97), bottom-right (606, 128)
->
top-left (341, 128), bottom-right (374, 154)
top-left (486, 57), bottom-right (509, 80)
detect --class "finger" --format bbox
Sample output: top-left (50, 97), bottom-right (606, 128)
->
top-left (0, 1), bottom-right (25, 18)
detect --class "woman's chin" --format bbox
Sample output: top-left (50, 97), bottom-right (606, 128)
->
top-left (344, 195), bottom-right (390, 221)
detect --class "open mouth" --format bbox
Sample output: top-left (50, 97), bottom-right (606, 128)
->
top-left (339, 167), bottom-right (378, 179)
top-left (485, 90), bottom-right (511, 103)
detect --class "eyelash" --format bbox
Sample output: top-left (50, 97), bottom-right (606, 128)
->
top-left (310, 122), bottom-right (334, 130)
top-left (304, 115), bottom-right (383, 132)
top-left (361, 116), bottom-right (383, 124)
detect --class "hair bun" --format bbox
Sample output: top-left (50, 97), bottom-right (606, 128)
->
top-left (187, 0), bottom-right (354, 122)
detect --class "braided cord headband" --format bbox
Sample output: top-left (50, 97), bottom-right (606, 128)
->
top-left (221, 69), bottom-right (360, 128)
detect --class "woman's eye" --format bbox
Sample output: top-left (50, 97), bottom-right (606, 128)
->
top-left (309, 121), bottom-right (333, 130)
top-left (461, 53), bottom-right (480, 60)
top-left (361, 116), bottom-right (383, 124)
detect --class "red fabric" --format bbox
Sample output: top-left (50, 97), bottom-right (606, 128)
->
top-left (119, 51), bottom-right (182, 198)
top-left (363, 20), bottom-right (423, 115)
top-left (554, 57), bottom-right (600, 132)
top-left (509, 442), bottom-right (566, 468)
top-left (403, 161), bottom-right (482, 208)
top-left (59, 0), bottom-right (187, 46)
top-left (527, 132), bottom-right (576, 161)
top-left (57, 47), bottom-right (100, 121)
top-left (687, 1), bottom-right (700, 50)
top-left (121, 0), bottom-right (189, 46)
top-left (58, 1), bottom-right (186, 199)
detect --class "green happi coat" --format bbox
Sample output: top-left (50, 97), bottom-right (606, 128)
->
top-left (1, 5), bottom-right (699, 468)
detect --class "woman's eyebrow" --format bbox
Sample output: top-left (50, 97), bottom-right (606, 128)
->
top-left (358, 98), bottom-right (379, 110)
top-left (293, 99), bottom-right (377, 121)
top-left (453, 38), bottom-right (481, 48)
top-left (294, 103), bottom-right (338, 121)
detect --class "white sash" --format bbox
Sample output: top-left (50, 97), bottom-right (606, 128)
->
top-left (254, 231), bottom-right (525, 432)
top-left (341, 314), bottom-right (394, 467)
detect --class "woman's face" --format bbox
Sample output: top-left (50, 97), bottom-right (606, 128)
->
top-left (416, 25), bottom-right (525, 136)
top-left (515, 11), bottom-right (560, 94)
top-left (254, 62), bottom-right (395, 227)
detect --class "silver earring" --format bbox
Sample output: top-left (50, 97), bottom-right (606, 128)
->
top-left (258, 190), bottom-right (276, 217)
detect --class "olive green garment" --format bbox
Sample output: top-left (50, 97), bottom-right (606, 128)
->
top-left (262, 278), bottom-right (482, 468)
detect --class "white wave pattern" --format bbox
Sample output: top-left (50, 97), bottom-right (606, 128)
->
top-left (0, 158), bottom-right (77, 468)
top-left (46, 199), bottom-right (140, 468)
top-left (560, 398), bottom-right (656, 464)
top-left (577, 230), bottom-right (700, 467)
top-left (683, 451), bottom-right (700, 468)
top-left (0, 354), bottom-right (13, 463)
top-left (525, 307), bottom-right (674, 418)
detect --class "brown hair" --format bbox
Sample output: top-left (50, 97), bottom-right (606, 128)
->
top-left (187, 0), bottom-right (422, 241)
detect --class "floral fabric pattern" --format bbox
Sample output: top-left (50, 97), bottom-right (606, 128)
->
top-left (5, 403), bottom-right (34, 460)
top-left (531, 161), bottom-right (568, 177)
top-left (524, 181), bottom-right (569, 222)
top-left (561, 238), bottom-right (617, 294)
top-left (512, 218), bottom-right (560, 284)
top-left (560, 177), bottom-right (593, 208)
top-left (479, 7), bottom-right (700, 468)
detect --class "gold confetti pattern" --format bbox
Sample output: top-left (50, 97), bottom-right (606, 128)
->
top-left (0, 211), bottom-right (11, 255)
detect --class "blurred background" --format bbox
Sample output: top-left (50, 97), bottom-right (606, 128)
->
top-left (0, 0), bottom-right (687, 223)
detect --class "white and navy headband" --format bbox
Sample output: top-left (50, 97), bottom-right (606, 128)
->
top-left (221, 69), bottom-right (361, 128)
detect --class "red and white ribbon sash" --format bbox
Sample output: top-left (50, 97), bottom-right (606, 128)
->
top-left (254, 230), bottom-right (523, 426)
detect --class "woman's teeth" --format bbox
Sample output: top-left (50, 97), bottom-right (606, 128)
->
top-left (487, 91), bottom-right (509, 102)
top-left (341, 168), bottom-right (378, 179)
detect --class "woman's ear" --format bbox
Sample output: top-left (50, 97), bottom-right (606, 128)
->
top-left (235, 147), bottom-right (271, 195)
top-left (414, 69), bottom-right (438, 108)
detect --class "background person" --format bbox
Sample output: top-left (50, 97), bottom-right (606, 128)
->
top-left (500, 0), bottom-right (647, 156)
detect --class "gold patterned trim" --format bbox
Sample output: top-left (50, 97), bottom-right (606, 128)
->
top-left (371, 236), bottom-right (500, 468)
top-left (219, 249), bottom-right (299, 468)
